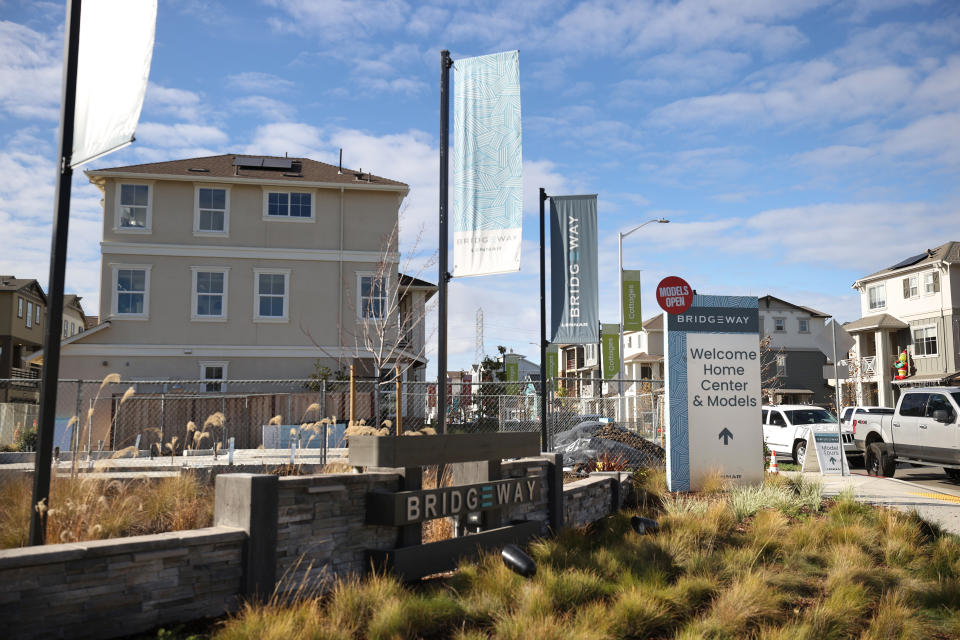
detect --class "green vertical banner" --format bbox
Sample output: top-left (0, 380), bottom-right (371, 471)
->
top-left (622, 270), bottom-right (643, 332)
top-left (601, 323), bottom-right (621, 380)
top-left (504, 354), bottom-right (520, 395)
top-left (545, 344), bottom-right (559, 391)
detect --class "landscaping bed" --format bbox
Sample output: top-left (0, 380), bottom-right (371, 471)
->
top-left (194, 472), bottom-right (960, 640)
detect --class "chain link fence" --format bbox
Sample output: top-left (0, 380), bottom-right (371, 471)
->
top-left (0, 376), bottom-right (666, 470)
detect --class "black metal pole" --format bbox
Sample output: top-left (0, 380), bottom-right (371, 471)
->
top-left (437, 49), bottom-right (452, 433)
top-left (30, 0), bottom-right (82, 546)
top-left (539, 188), bottom-right (548, 451)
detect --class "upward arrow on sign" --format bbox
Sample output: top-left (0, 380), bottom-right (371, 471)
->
top-left (718, 428), bottom-right (733, 445)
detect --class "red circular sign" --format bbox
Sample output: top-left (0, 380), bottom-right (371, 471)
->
top-left (656, 276), bottom-right (693, 314)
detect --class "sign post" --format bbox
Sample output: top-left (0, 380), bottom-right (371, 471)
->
top-left (663, 292), bottom-right (763, 491)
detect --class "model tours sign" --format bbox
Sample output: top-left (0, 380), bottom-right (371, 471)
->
top-left (664, 295), bottom-right (763, 492)
top-left (656, 276), bottom-right (693, 314)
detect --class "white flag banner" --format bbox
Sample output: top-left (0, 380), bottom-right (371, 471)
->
top-left (71, 0), bottom-right (158, 168)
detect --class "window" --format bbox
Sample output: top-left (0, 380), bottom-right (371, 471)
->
top-left (357, 273), bottom-right (387, 320)
top-left (774, 318), bottom-right (785, 332)
top-left (34, 304), bottom-right (40, 324)
top-left (903, 275), bottom-right (918, 298)
top-left (26, 302), bottom-right (32, 328)
top-left (926, 394), bottom-right (956, 422)
top-left (17, 297), bottom-right (23, 318)
top-left (117, 184), bottom-right (151, 230)
top-left (776, 354), bottom-right (786, 377)
top-left (264, 191), bottom-right (312, 219)
top-left (868, 283), bottom-right (886, 310)
top-left (627, 336), bottom-right (632, 348)
top-left (112, 265), bottom-right (151, 317)
top-left (769, 412), bottom-right (786, 427)
top-left (195, 187), bottom-right (229, 234)
top-left (191, 268), bottom-right (229, 320)
top-left (899, 392), bottom-right (930, 417)
top-left (200, 362), bottom-right (228, 393)
top-left (912, 325), bottom-right (937, 357)
top-left (254, 269), bottom-right (289, 321)
top-left (798, 318), bottom-right (809, 333)
top-left (63, 320), bottom-right (68, 337)
top-left (70, 322), bottom-right (76, 335)
top-left (923, 271), bottom-right (940, 295)
top-left (640, 365), bottom-right (652, 379)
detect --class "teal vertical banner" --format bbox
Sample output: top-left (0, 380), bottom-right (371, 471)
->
top-left (452, 50), bottom-right (523, 277)
top-left (550, 195), bottom-right (599, 344)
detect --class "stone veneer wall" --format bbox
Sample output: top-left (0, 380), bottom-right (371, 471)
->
top-left (0, 527), bottom-right (245, 640)
top-left (0, 455), bottom-right (633, 640)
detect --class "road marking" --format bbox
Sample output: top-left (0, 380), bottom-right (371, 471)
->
top-left (909, 492), bottom-right (960, 504)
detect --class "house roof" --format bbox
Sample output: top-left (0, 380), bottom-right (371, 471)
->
top-left (758, 294), bottom-right (830, 318)
top-left (842, 313), bottom-right (909, 333)
top-left (0, 276), bottom-right (47, 302)
top-left (64, 294), bottom-right (85, 315)
top-left (86, 154), bottom-right (408, 190)
top-left (642, 314), bottom-right (663, 331)
top-left (856, 241), bottom-right (960, 285)
top-left (625, 352), bottom-right (663, 363)
top-left (399, 273), bottom-right (437, 301)
top-left (84, 315), bottom-right (100, 329)
top-left (26, 321), bottom-right (112, 364)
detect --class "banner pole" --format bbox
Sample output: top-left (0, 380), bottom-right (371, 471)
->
top-left (438, 50), bottom-right (452, 434)
top-left (30, 0), bottom-right (82, 546)
top-left (539, 188), bottom-right (548, 451)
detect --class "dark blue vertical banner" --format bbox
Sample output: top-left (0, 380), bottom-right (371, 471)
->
top-left (550, 195), bottom-right (598, 344)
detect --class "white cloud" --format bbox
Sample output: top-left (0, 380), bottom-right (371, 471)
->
top-left (0, 20), bottom-right (61, 120)
top-left (264, 0), bottom-right (411, 40)
top-left (230, 95), bottom-right (297, 121)
top-left (135, 122), bottom-right (229, 148)
top-left (143, 83), bottom-right (205, 123)
top-left (226, 71), bottom-right (296, 93)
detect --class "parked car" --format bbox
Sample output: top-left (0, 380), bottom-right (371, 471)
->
top-left (762, 405), bottom-right (855, 466)
top-left (853, 387), bottom-right (960, 479)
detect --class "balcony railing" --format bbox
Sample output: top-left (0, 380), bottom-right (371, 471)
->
top-left (838, 356), bottom-right (878, 378)
top-left (9, 366), bottom-right (40, 388)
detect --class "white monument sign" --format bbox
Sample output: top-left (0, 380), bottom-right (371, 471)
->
top-left (665, 295), bottom-right (764, 491)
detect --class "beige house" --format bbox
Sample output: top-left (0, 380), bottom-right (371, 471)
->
top-left (0, 276), bottom-right (46, 403)
top-left (842, 241), bottom-right (960, 407)
top-left (52, 154), bottom-right (432, 387)
top-left (62, 294), bottom-right (87, 339)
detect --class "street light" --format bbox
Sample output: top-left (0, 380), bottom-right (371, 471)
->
top-left (618, 218), bottom-right (669, 423)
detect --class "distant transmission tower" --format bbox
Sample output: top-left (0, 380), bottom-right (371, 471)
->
top-left (475, 307), bottom-right (485, 365)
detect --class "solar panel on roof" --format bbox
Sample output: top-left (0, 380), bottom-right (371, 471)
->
top-left (262, 158), bottom-right (294, 169)
top-left (886, 253), bottom-right (927, 270)
top-left (233, 156), bottom-right (264, 167)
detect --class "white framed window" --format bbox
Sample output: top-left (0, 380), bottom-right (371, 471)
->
top-left (116, 183), bottom-right (152, 232)
top-left (356, 272), bottom-right (388, 321)
top-left (63, 320), bottom-right (68, 337)
top-left (200, 361), bottom-right (228, 392)
top-left (194, 186), bottom-right (229, 235)
top-left (70, 322), bottom-right (76, 335)
top-left (17, 297), bottom-right (23, 318)
top-left (191, 267), bottom-right (229, 321)
top-left (26, 302), bottom-right (32, 328)
top-left (776, 354), bottom-right (787, 377)
top-left (903, 275), bottom-right (918, 299)
top-left (912, 325), bottom-right (938, 357)
top-left (253, 268), bottom-right (290, 322)
top-left (798, 318), bottom-right (809, 333)
top-left (774, 317), bottom-right (785, 332)
top-left (923, 271), bottom-right (940, 295)
top-left (868, 283), bottom-right (886, 310)
top-left (111, 264), bottom-right (151, 318)
top-left (263, 190), bottom-right (313, 220)
top-left (34, 304), bottom-right (40, 324)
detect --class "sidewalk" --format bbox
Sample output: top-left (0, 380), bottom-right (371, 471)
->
top-left (797, 471), bottom-right (960, 536)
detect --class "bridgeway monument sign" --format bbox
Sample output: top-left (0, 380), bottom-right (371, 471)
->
top-left (664, 294), bottom-right (764, 491)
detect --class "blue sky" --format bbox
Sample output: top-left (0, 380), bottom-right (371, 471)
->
top-left (1, 0), bottom-right (958, 375)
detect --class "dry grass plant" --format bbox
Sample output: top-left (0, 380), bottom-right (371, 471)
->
top-left (212, 470), bottom-right (960, 639)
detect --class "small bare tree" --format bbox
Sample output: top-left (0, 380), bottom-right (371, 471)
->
top-left (759, 334), bottom-right (785, 403)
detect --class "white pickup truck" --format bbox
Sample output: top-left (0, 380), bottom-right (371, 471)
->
top-left (763, 405), bottom-right (856, 466)
top-left (853, 386), bottom-right (960, 478)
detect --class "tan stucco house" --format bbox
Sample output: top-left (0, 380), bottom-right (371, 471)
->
top-left (50, 154), bottom-right (433, 387)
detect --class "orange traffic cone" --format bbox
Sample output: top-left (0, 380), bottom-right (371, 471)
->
top-left (768, 450), bottom-right (779, 474)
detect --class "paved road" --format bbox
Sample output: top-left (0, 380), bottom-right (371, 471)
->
top-left (877, 464), bottom-right (960, 497)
